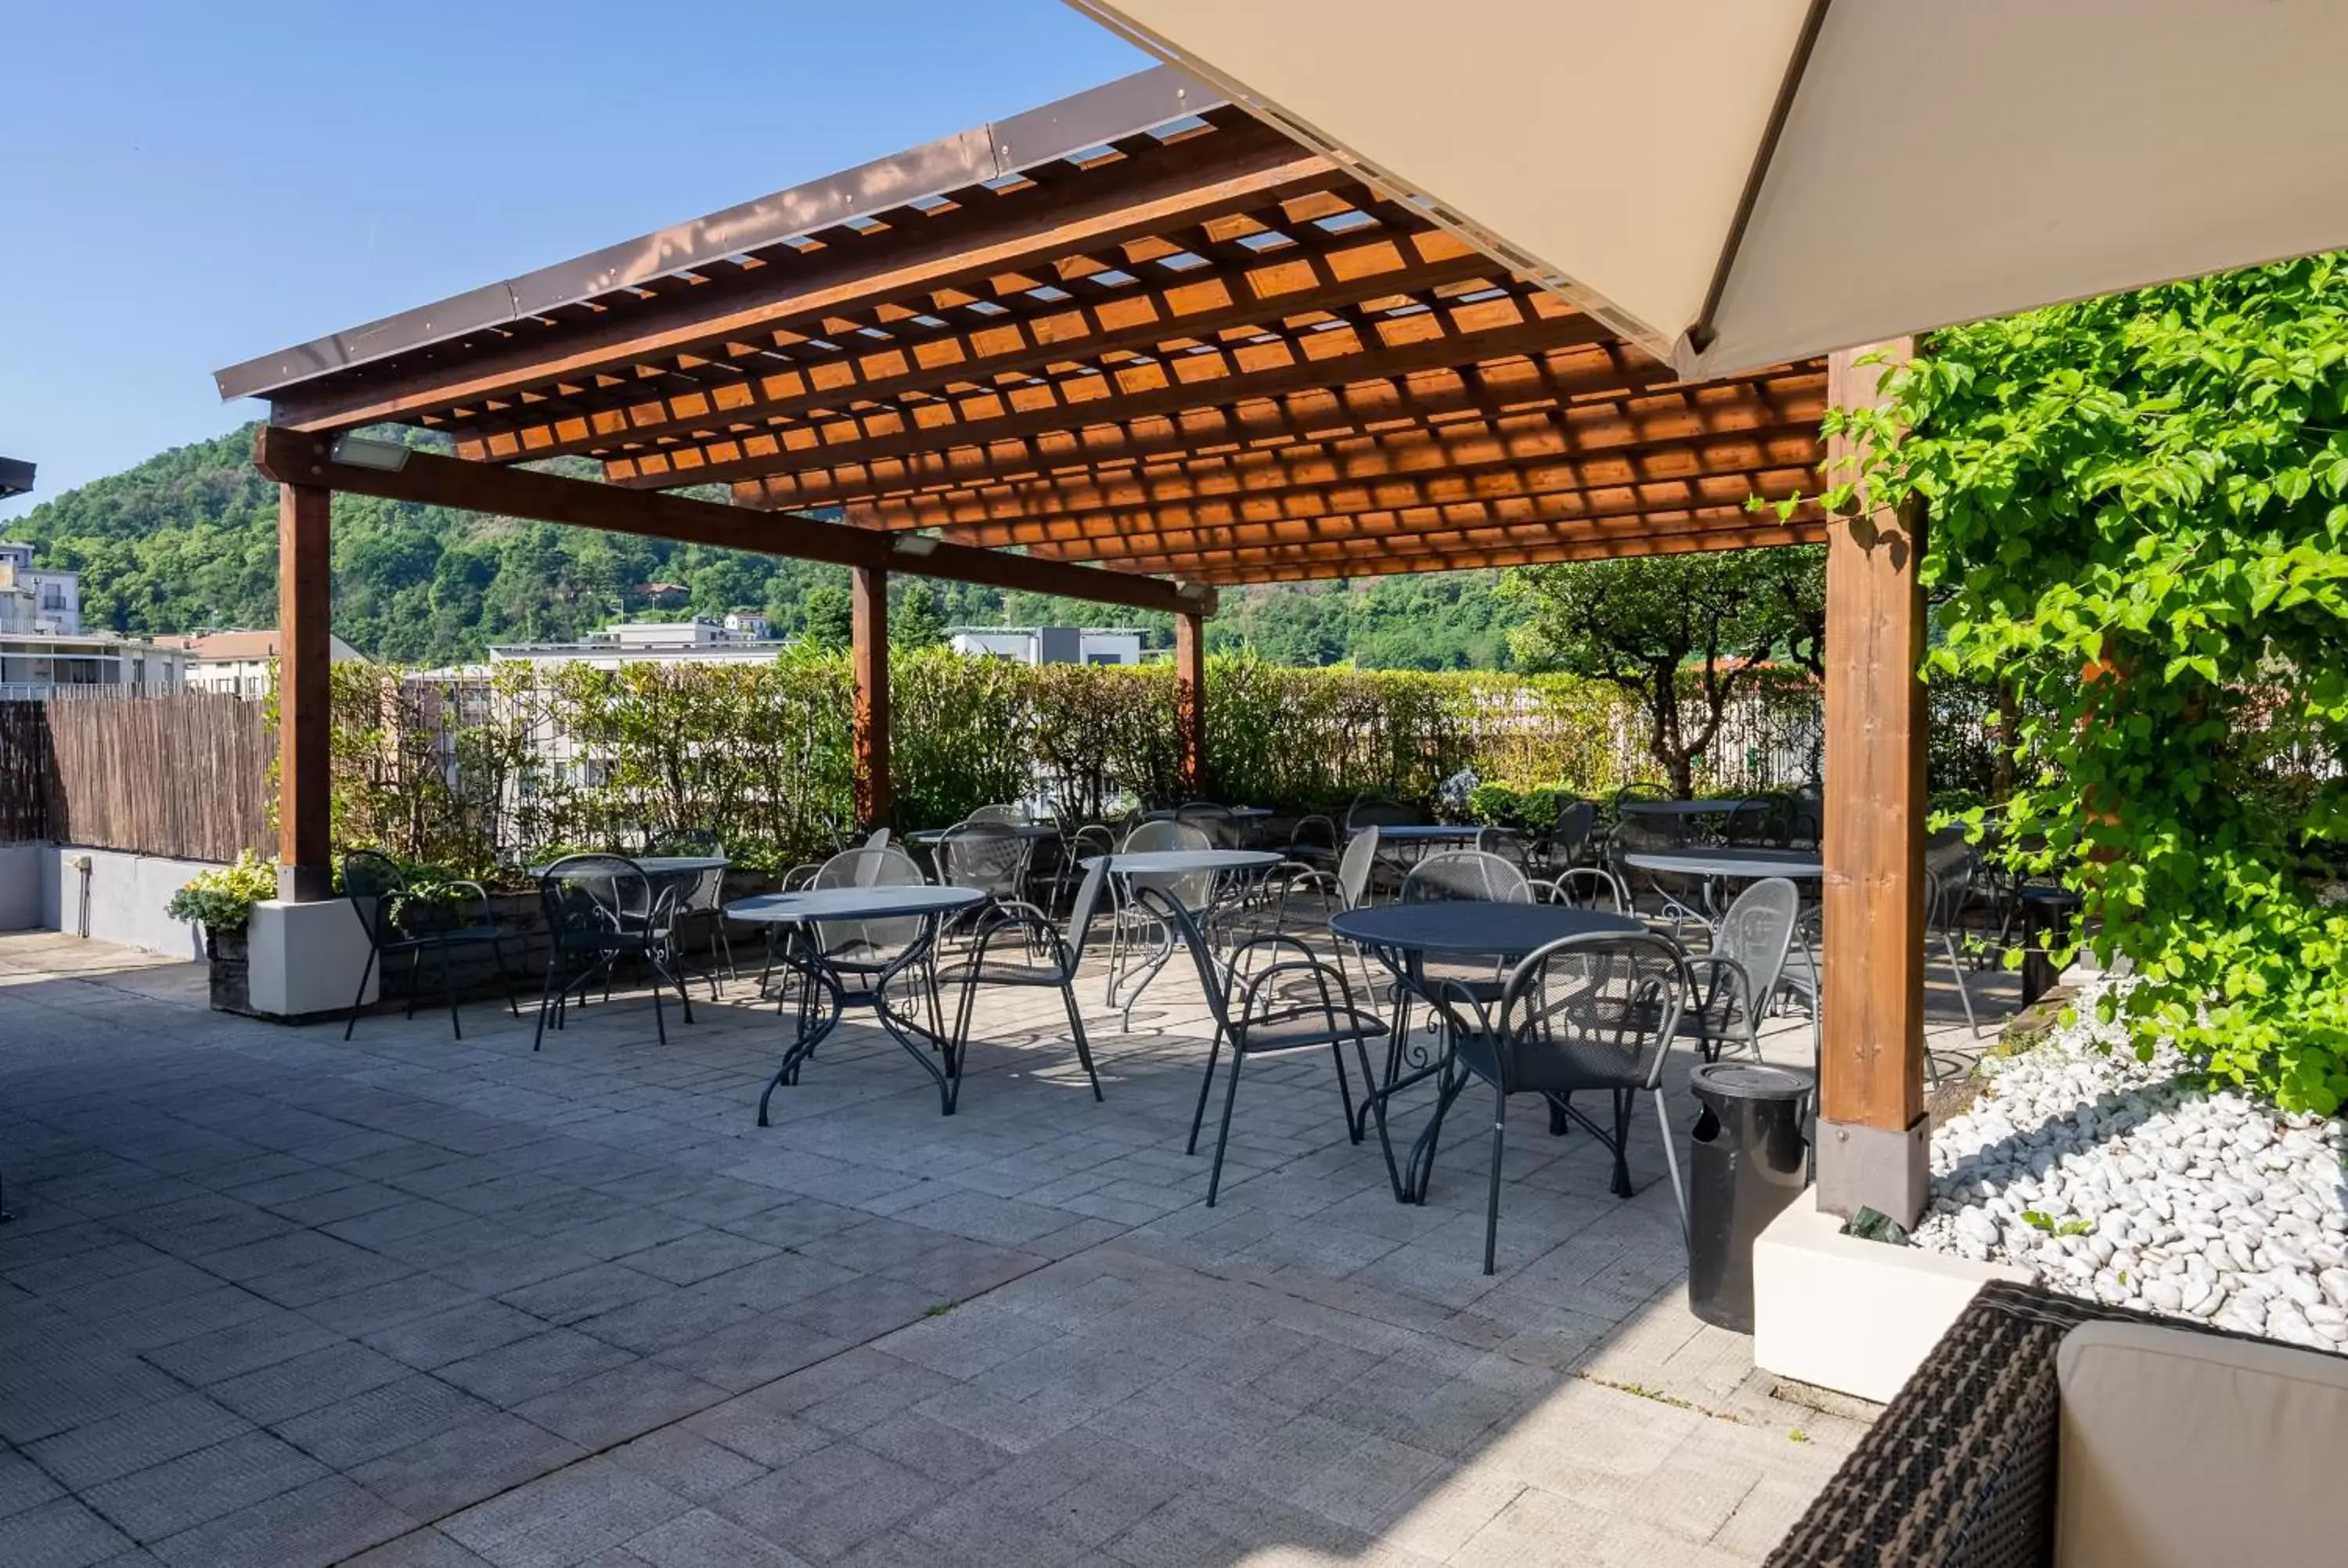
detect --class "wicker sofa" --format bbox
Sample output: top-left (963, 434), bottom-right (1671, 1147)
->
top-left (1766, 1279), bottom-right (2346, 1566)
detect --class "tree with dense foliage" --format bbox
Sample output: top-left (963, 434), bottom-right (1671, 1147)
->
top-left (1500, 548), bottom-right (1825, 795)
top-left (1826, 254), bottom-right (2348, 1113)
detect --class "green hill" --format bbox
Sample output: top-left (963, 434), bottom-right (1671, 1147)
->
top-left (3, 424), bottom-right (1519, 669)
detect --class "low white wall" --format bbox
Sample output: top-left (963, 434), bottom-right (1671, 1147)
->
top-left (0, 842), bottom-right (218, 957)
top-left (0, 843), bottom-right (44, 930)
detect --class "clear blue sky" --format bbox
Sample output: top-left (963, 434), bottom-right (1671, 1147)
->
top-left (0, 0), bottom-right (1149, 521)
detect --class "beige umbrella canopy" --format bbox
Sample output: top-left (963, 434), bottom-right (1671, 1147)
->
top-left (1067, 0), bottom-right (2348, 378)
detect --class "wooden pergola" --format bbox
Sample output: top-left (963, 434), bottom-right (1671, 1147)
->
top-left (218, 67), bottom-right (1925, 1223)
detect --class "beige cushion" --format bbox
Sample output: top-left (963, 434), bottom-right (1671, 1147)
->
top-left (2055, 1319), bottom-right (2348, 1568)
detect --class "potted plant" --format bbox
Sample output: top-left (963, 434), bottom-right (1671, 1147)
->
top-left (164, 851), bottom-right (279, 1016)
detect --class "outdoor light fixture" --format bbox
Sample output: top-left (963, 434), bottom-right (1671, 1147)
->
top-left (892, 533), bottom-right (942, 558)
top-left (330, 434), bottom-right (412, 473)
top-left (1176, 581), bottom-right (1207, 602)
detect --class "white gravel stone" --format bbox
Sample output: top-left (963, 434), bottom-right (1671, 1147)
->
top-left (1913, 980), bottom-right (2348, 1348)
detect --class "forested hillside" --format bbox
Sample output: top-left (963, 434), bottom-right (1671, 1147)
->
top-left (2, 425), bottom-right (1520, 668)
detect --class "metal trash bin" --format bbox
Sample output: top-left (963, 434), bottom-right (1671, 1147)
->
top-left (1686, 1061), bottom-right (1815, 1332)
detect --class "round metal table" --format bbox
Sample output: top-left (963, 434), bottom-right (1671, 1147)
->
top-left (1330, 901), bottom-right (1642, 955)
top-left (1330, 900), bottom-right (1648, 1203)
top-left (902, 824), bottom-right (1061, 847)
top-left (727, 884), bottom-right (986, 1120)
top-left (1622, 849), bottom-right (1821, 881)
top-left (1358, 824), bottom-right (1491, 843)
top-left (1083, 849), bottom-right (1284, 876)
top-left (1617, 797), bottom-right (1761, 821)
top-left (525, 854), bottom-right (729, 879)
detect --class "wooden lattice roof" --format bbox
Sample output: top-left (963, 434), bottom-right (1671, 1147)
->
top-left (221, 67), bottom-right (1825, 590)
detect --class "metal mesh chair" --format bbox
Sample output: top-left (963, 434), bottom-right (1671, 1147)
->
top-left (647, 830), bottom-right (733, 994)
top-left (1176, 800), bottom-right (1243, 847)
top-left (532, 854), bottom-right (693, 1048)
top-left (341, 849), bottom-right (517, 1041)
top-left (1927, 829), bottom-right (1986, 1041)
top-left (1422, 930), bottom-right (1694, 1271)
top-left (1143, 886), bottom-right (1388, 1206)
top-left (966, 803), bottom-right (1028, 826)
top-left (1526, 798), bottom-right (1598, 878)
top-left (1538, 865), bottom-right (1631, 912)
top-left (1400, 849), bottom-right (1532, 904)
top-left (811, 844), bottom-right (930, 965)
top-left (1345, 796), bottom-right (1424, 833)
top-left (935, 822), bottom-right (1033, 902)
top-left (940, 858), bottom-right (1113, 1101)
top-left (1683, 876), bottom-right (1801, 1065)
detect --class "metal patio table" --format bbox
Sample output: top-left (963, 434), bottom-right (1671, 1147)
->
top-left (1329, 901), bottom-right (1646, 1202)
top-left (727, 884), bottom-right (985, 1121)
top-left (526, 854), bottom-right (729, 879)
top-left (1622, 847), bottom-right (1822, 883)
top-left (1083, 848), bottom-right (1284, 878)
top-left (1616, 798), bottom-right (1763, 821)
top-left (902, 824), bottom-right (1062, 847)
top-left (1085, 849), bottom-right (1286, 1019)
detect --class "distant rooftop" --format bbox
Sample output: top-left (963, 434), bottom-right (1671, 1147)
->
top-left (0, 458), bottom-right (31, 498)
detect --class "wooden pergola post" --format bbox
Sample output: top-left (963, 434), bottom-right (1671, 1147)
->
top-left (1175, 609), bottom-right (1207, 799)
top-left (1816, 340), bottom-right (1928, 1225)
top-left (276, 482), bottom-right (333, 901)
top-left (851, 564), bottom-right (892, 830)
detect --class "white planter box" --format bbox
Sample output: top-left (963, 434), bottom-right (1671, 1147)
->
top-left (247, 898), bottom-right (376, 1020)
top-left (1754, 1187), bottom-right (2033, 1404)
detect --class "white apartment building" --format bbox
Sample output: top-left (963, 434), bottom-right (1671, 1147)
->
top-left (0, 540), bottom-right (189, 699)
top-left (947, 626), bottom-right (1147, 666)
top-left (486, 618), bottom-right (789, 673)
top-left (163, 629), bottom-right (366, 699)
top-left (0, 540), bottom-right (83, 635)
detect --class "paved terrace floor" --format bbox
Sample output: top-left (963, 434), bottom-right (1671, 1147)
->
top-left (0, 926), bottom-right (2007, 1568)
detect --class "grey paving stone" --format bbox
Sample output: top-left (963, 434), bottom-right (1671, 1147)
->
top-left (81, 1430), bottom-right (327, 1541)
top-left (443, 1455), bottom-right (690, 1568)
top-left (348, 1413), bottom-right (587, 1521)
top-left (427, 1237), bottom-right (610, 1297)
top-left (626, 1506), bottom-right (810, 1567)
top-left (139, 1309), bottom-right (343, 1386)
top-left (607, 1429), bottom-right (769, 1505)
top-left (25, 1393), bottom-right (253, 1491)
top-left (299, 1272), bottom-right (484, 1340)
top-left (495, 1264), bottom-right (670, 1326)
top-left (0, 1496), bottom-right (131, 1568)
top-left (273, 1373), bottom-right (495, 1470)
top-left (711, 1442), bottom-right (945, 1563)
top-left (146, 1474), bottom-right (414, 1568)
top-left (435, 1329), bottom-right (639, 1408)
top-left (512, 1361), bottom-right (728, 1451)
top-left (366, 1300), bottom-right (547, 1372)
top-left (774, 1275), bottom-right (942, 1343)
top-left (343, 1527), bottom-right (498, 1566)
top-left (210, 1341), bottom-right (411, 1426)
top-left (0, 1442), bottom-right (67, 1516)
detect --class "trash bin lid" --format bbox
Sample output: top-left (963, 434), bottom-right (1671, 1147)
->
top-left (1689, 1062), bottom-right (1816, 1102)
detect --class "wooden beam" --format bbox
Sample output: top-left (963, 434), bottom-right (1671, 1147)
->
top-left (886, 419), bottom-right (1825, 539)
top-left (852, 566), bottom-right (891, 830)
top-left (1176, 610), bottom-right (1207, 798)
top-left (271, 140), bottom-right (1345, 433)
top-left (953, 466), bottom-right (1820, 563)
top-left (276, 483), bottom-right (333, 901)
top-left (1816, 340), bottom-right (1928, 1226)
top-left (726, 350), bottom-right (1770, 513)
top-left (250, 426), bottom-right (1212, 619)
top-left (463, 230), bottom-right (1500, 465)
top-left (607, 292), bottom-right (1615, 491)
top-left (1183, 520), bottom-right (1827, 584)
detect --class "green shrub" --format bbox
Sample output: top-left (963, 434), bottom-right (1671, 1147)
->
top-left (164, 851), bottom-right (278, 930)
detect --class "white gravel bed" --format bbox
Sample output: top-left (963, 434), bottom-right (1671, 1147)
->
top-left (1913, 983), bottom-right (2348, 1348)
